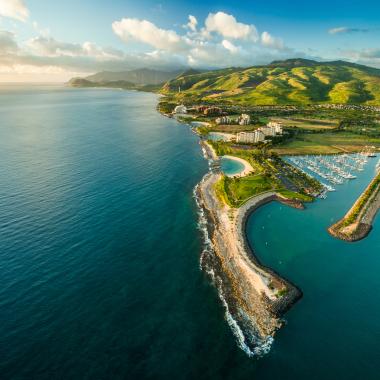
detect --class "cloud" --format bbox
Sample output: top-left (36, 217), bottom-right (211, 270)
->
top-left (112, 18), bottom-right (189, 52)
top-left (0, 30), bottom-right (18, 53)
top-left (204, 11), bottom-right (258, 41)
top-left (0, 29), bottom-right (187, 81)
top-left (343, 48), bottom-right (380, 59)
top-left (261, 31), bottom-right (284, 49)
top-left (333, 48), bottom-right (380, 69)
top-left (110, 12), bottom-right (294, 69)
top-left (27, 36), bottom-right (124, 60)
top-left (222, 39), bottom-right (238, 53)
top-left (0, 10), bottom-right (295, 81)
top-left (359, 49), bottom-right (380, 59)
top-left (328, 27), bottom-right (370, 35)
top-left (184, 15), bottom-right (198, 32)
top-left (0, 0), bottom-right (29, 22)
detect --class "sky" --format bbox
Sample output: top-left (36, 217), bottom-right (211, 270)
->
top-left (0, 0), bottom-right (380, 82)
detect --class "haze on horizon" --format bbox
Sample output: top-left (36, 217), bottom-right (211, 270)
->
top-left (0, 0), bottom-right (380, 82)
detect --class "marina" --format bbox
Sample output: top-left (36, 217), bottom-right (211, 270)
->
top-left (287, 148), bottom-right (377, 197)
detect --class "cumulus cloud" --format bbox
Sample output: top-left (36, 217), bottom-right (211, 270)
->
top-left (27, 36), bottom-right (124, 60)
top-left (222, 39), bottom-right (238, 53)
top-left (328, 26), bottom-right (370, 35)
top-left (110, 11), bottom-right (295, 69)
top-left (0, 9), bottom-right (296, 80)
top-left (184, 15), bottom-right (198, 32)
top-left (261, 31), bottom-right (284, 49)
top-left (0, 30), bottom-right (18, 53)
top-left (205, 11), bottom-right (258, 41)
top-left (0, 0), bottom-right (29, 22)
top-left (112, 18), bottom-right (189, 52)
top-left (0, 29), bottom-right (187, 81)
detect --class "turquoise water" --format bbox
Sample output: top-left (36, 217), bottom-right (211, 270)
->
top-left (246, 158), bottom-right (380, 379)
top-left (0, 85), bottom-right (379, 379)
top-left (221, 157), bottom-right (245, 176)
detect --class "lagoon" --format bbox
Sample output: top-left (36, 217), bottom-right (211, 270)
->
top-left (221, 156), bottom-right (246, 176)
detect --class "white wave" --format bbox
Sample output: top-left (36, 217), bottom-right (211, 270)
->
top-left (193, 181), bottom-right (274, 359)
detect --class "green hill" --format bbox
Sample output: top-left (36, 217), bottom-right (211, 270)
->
top-left (85, 68), bottom-right (183, 85)
top-left (67, 78), bottom-right (162, 92)
top-left (161, 59), bottom-right (380, 105)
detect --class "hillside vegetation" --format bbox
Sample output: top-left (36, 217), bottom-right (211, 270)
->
top-left (161, 59), bottom-right (380, 105)
top-left (85, 68), bottom-right (182, 85)
top-left (67, 78), bottom-right (161, 92)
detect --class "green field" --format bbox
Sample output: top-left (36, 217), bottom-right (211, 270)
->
top-left (269, 117), bottom-right (338, 130)
top-left (217, 174), bottom-right (277, 207)
top-left (272, 132), bottom-right (380, 155)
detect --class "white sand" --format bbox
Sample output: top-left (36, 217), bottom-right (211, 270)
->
top-left (223, 155), bottom-right (254, 177)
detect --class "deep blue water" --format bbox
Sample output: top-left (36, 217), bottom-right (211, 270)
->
top-left (0, 85), bottom-right (379, 380)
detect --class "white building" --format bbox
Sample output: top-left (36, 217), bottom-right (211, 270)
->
top-left (236, 130), bottom-right (265, 143)
top-left (267, 121), bottom-right (283, 134)
top-left (259, 126), bottom-right (276, 136)
top-left (254, 130), bottom-right (265, 142)
top-left (215, 116), bottom-right (232, 125)
top-left (238, 114), bottom-right (251, 125)
top-left (174, 104), bottom-right (187, 114)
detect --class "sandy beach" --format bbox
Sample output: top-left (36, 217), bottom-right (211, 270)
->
top-left (223, 155), bottom-right (254, 177)
top-left (209, 132), bottom-right (236, 142)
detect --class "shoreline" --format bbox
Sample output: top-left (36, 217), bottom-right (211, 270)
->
top-left (222, 155), bottom-right (254, 177)
top-left (197, 140), bottom-right (303, 345)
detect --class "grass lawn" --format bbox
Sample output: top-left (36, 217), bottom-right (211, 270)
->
top-left (270, 117), bottom-right (338, 130)
top-left (272, 132), bottom-right (380, 155)
top-left (277, 189), bottom-right (314, 202)
top-left (218, 174), bottom-right (278, 207)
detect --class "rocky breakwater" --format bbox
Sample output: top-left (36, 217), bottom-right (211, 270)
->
top-left (329, 170), bottom-right (380, 242)
top-left (197, 142), bottom-right (303, 343)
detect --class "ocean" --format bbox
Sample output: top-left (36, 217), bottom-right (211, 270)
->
top-left (0, 85), bottom-right (379, 379)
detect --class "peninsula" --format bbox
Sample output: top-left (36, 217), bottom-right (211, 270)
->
top-left (197, 141), bottom-right (305, 339)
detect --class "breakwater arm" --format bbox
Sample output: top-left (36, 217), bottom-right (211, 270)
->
top-left (197, 142), bottom-right (303, 339)
top-left (328, 170), bottom-right (380, 241)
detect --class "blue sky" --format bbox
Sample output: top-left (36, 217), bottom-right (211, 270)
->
top-left (0, 0), bottom-right (380, 81)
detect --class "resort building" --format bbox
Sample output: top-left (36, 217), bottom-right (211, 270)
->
top-left (216, 116), bottom-right (232, 125)
top-left (236, 130), bottom-right (265, 143)
top-left (267, 121), bottom-right (283, 134)
top-left (238, 114), bottom-right (251, 125)
top-left (204, 106), bottom-right (223, 116)
top-left (174, 104), bottom-right (187, 114)
top-left (260, 126), bottom-right (276, 136)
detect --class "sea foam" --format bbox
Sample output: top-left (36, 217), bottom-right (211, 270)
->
top-left (193, 182), bottom-right (274, 358)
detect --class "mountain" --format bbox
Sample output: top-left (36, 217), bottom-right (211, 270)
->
top-left (84, 68), bottom-right (183, 85)
top-left (161, 59), bottom-right (380, 105)
top-left (67, 77), bottom-right (163, 93)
